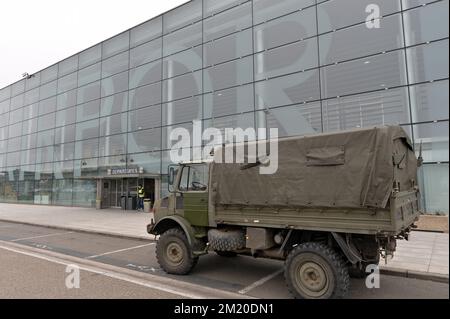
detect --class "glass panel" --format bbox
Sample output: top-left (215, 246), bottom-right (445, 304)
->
top-left (40, 65), bottom-right (58, 84)
top-left (203, 84), bottom-right (254, 118)
top-left (127, 152), bottom-right (161, 174)
top-left (101, 92), bottom-right (128, 116)
top-left (52, 179), bottom-right (73, 205)
top-left (102, 51), bottom-right (129, 78)
top-left (254, 8), bottom-right (317, 51)
top-left (24, 88), bottom-right (40, 106)
top-left (34, 175), bottom-right (53, 205)
top-left (0, 113), bottom-right (9, 128)
top-left (163, 0), bottom-right (202, 34)
top-left (413, 121), bottom-right (449, 162)
top-left (0, 100), bottom-right (9, 114)
top-left (7, 136), bottom-right (21, 153)
top-left (254, 0), bottom-right (314, 24)
top-left (25, 73), bottom-right (41, 91)
top-left (418, 163), bottom-right (449, 215)
top-left (38, 96), bottom-right (57, 115)
top-left (203, 113), bottom-right (255, 144)
top-left (129, 82), bottom-right (162, 109)
top-left (8, 123), bottom-right (22, 138)
top-left (74, 138), bottom-right (99, 159)
top-left (163, 71), bottom-right (202, 102)
top-left (37, 129), bottom-right (55, 148)
top-left (57, 88), bottom-right (77, 110)
top-left (78, 62), bottom-right (101, 87)
top-left (0, 87), bottom-right (11, 102)
top-left (403, 1), bottom-right (449, 46)
top-left (35, 146), bottom-right (54, 163)
top-left (129, 105), bottom-right (162, 131)
top-left (255, 69), bottom-right (321, 108)
top-left (163, 22), bottom-right (202, 56)
top-left (7, 151), bottom-right (21, 167)
top-left (162, 122), bottom-right (194, 150)
top-left (410, 80), bottom-right (449, 123)
top-left (203, 2), bottom-right (252, 41)
top-left (258, 103), bottom-right (322, 137)
top-left (321, 51), bottom-right (407, 99)
top-left (101, 71), bottom-right (129, 97)
top-left (10, 94), bottom-right (24, 110)
top-left (11, 80), bottom-right (25, 96)
top-left (98, 155), bottom-right (126, 176)
top-left (162, 96), bottom-right (202, 125)
top-left (319, 14), bottom-right (404, 65)
top-left (127, 128), bottom-right (162, 153)
top-left (99, 134), bottom-right (127, 157)
top-left (255, 38), bottom-right (318, 81)
top-left (74, 158), bottom-right (98, 178)
top-left (203, 29), bottom-right (252, 67)
top-left (39, 80), bottom-right (57, 100)
top-left (79, 44), bottom-right (102, 69)
top-left (10, 108), bottom-right (23, 124)
top-left (76, 99), bottom-right (100, 122)
top-left (75, 119), bottom-right (99, 140)
top-left (102, 31), bottom-right (129, 59)
top-left (55, 124), bottom-right (76, 144)
top-left (203, 56), bottom-right (253, 92)
top-left (54, 143), bottom-right (75, 162)
top-left (204, 0), bottom-right (243, 16)
top-left (56, 106), bottom-right (76, 127)
top-left (323, 87), bottom-right (410, 131)
top-left (23, 103), bottom-right (38, 119)
top-left (58, 55), bottom-right (78, 77)
top-left (163, 47), bottom-right (201, 79)
top-left (130, 60), bottom-right (162, 89)
top-left (18, 180), bottom-right (35, 204)
top-left (131, 16), bottom-right (162, 47)
top-left (130, 37), bottom-right (162, 68)
top-left (72, 179), bottom-right (97, 207)
top-left (402, 0), bottom-right (444, 10)
top-left (99, 112), bottom-right (127, 136)
top-left (317, 0), bottom-right (401, 34)
top-left (406, 40), bottom-right (449, 84)
top-left (21, 135), bottom-right (37, 153)
top-left (77, 81), bottom-right (101, 104)
top-left (22, 118), bottom-right (38, 135)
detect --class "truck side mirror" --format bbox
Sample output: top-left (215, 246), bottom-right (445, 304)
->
top-left (168, 166), bottom-right (176, 193)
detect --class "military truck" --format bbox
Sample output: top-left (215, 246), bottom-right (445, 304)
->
top-left (147, 126), bottom-right (421, 299)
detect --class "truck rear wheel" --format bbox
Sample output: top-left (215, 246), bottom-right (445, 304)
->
top-left (285, 242), bottom-right (350, 299)
top-left (156, 228), bottom-right (198, 275)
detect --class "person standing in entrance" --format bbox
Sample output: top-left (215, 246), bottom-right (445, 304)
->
top-left (137, 184), bottom-right (145, 212)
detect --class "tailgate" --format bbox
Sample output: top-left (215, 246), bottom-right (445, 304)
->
top-left (390, 189), bottom-right (421, 234)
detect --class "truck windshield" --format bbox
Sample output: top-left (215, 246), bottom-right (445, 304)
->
top-left (179, 164), bottom-right (208, 192)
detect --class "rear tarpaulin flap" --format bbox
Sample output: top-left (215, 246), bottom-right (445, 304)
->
top-left (211, 126), bottom-right (418, 209)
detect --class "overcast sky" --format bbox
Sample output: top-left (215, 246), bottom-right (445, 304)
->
top-left (0, 0), bottom-right (188, 89)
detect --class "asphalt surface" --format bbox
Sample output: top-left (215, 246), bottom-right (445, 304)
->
top-left (0, 221), bottom-right (448, 299)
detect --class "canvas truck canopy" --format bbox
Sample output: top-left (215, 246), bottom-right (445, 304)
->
top-left (210, 126), bottom-right (418, 210)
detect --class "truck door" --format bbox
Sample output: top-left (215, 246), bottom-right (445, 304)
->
top-left (178, 164), bottom-right (209, 227)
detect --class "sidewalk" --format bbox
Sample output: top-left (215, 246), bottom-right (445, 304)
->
top-left (0, 203), bottom-right (154, 240)
top-left (0, 203), bottom-right (448, 280)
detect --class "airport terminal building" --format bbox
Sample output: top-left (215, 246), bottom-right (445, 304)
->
top-left (0, 0), bottom-right (448, 213)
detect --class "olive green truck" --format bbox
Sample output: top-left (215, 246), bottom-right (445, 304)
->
top-left (147, 126), bottom-right (421, 299)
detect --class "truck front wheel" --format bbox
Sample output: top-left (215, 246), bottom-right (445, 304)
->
top-left (285, 242), bottom-right (350, 299)
top-left (156, 228), bottom-right (198, 275)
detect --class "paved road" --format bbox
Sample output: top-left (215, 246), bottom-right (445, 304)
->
top-left (0, 221), bottom-right (448, 299)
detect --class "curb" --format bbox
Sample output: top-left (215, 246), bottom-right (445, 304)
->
top-left (380, 267), bottom-right (449, 284)
top-left (0, 218), bottom-right (156, 243)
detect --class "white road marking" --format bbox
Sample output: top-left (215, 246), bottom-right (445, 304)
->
top-left (10, 231), bottom-right (74, 242)
top-left (85, 243), bottom-right (155, 259)
top-left (238, 269), bottom-right (284, 294)
top-left (0, 243), bottom-right (239, 299)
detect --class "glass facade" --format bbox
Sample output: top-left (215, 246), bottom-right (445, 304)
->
top-left (0, 0), bottom-right (448, 213)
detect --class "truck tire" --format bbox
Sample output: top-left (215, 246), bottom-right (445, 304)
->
top-left (215, 251), bottom-right (238, 257)
top-left (208, 228), bottom-right (245, 252)
top-left (156, 228), bottom-right (198, 275)
top-left (285, 242), bottom-right (350, 299)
